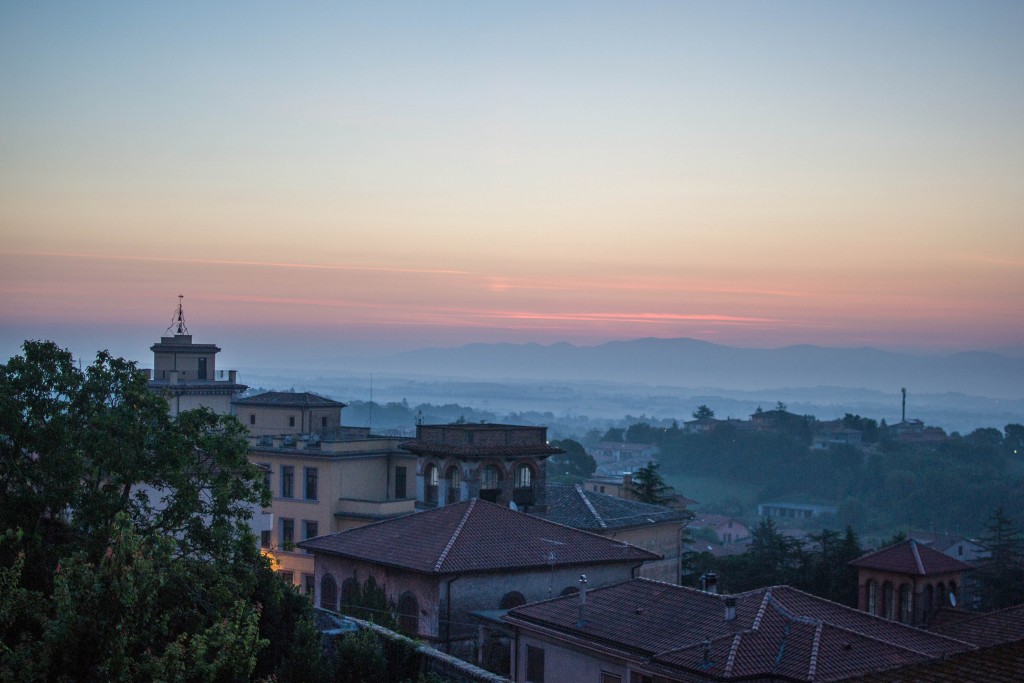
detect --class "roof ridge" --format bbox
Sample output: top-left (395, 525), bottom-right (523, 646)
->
top-left (435, 499), bottom-right (476, 572)
top-left (822, 620), bottom-right (974, 657)
top-left (807, 621), bottom-right (823, 681)
top-left (752, 589), bottom-right (772, 631)
top-left (723, 633), bottom-right (743, 676)
top-left (910, 538), bottom-right (926, 574)
top-left (576, 484), bottom-right (607, 529)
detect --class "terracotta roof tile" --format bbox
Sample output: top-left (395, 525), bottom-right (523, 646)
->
top-left (504, 579), bottom-right (975, 681)
top-left (539, 484), bottom-right (690, 531)
top-left (298, 499), bottom-right (659, 575)
top-left (233, 391), bottom-right (345, 408)
top-left (849, 539), bottom-right (972, 576)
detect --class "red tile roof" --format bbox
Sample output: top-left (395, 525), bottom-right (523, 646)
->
top-left (849, 539), bottom-right (972, 576)
top-left (298, 499), bottom-right (659, 575)
top-left (931, 603), bottom-right (1024, 648)
top-left (504, 579), bottom-right (976, 682)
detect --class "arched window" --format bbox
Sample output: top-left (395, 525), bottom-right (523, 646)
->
top-left (424, 463), bottom-right (439, 504)
top-left (923, 585), bottom-right (934, 622)
top-left (883, 582), bottom-right (895, 620)
top-left (949, 581), bottom-right (957, 605)
top-left (866, 580), bottom-right (877, 615)
top-left (397, 592), bottom-right (419, 636)
top-left (481, 464), bottom-right (500, 489)
top-left (446, 466), bottom-right (461, 504)
top-left (936, 582), bottom-right (946, 607)
top-left (320, 574), bottom-right (338, 611)
top-left (341, 577), bottom-right (358, 607)
top-left (515, 464), bottom-right (533, 489)
top-left (499, 591), bottom-right (526, 610)
top-left (899, 583), bottom-right (913, 623)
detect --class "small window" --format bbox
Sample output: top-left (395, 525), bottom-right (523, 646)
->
top-left (516, 464), bottom-right (532, 488)
top-left (481, 464), bottom-right (499, 489)
top-left (304, 467), bottom-right (318, 500)
top-left (259, 463), bottom-right (271, 492)
top-left (280, 518), bottom-right (294, 548)
top-left (303, 573), bottom-right (315, 597)
top-left (958, 545), bottom-right (963, 556)
top-left (303, 520), bottom-right (318, 541)
top-left (395, 466), bottom-right (407, 499)
top-left (321, 416), bottom-right (328, 428)
top-left (249, 414), bottom-right (256, 425)
top-left (281, 466), bottom-right (294, 498)
top-left (278, 571), bottom-right (294, 585)
top-left (526, 645), bottom-right (544, 683)
top-left (289, 416), bottom-right (295, 427)
top-left (601, 673), bottom-right (622, 683)
top-left (260, 530), bottom-right (272, 548)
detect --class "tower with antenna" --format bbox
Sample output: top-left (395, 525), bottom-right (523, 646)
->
top-left (901, 387), bottom-right (907, 424)
top-left (147, 296), bottom-right (246, 416)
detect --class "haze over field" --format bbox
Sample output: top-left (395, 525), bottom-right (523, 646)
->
top-left (1, 3), bottom-right (1022, 416)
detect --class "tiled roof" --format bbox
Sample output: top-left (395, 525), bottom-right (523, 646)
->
top-left (399, 442), bottom-right (563, 458)
top-left (298, 499), bottom-right (659, 575)
top-left (232, 391), bottom-right (346, 408)
top-left (539, 484), bottom-right (690, 531)
top-left (845, 640), bottom-right (1024, 682)
top-left (504, 579), bottom-right (975, 682)
top-left (931, 603), bottom-right (1024, 647)
top-left (849, 539), bottom-right (972, 576)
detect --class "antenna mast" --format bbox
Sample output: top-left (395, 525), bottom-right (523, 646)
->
top-left (165, 295), bottom-right (190, 336)
top-left (901, 387), bottom-right (907, 424)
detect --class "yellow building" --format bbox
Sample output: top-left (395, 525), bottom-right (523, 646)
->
top-left (249, 428), bottom-right (417, 593)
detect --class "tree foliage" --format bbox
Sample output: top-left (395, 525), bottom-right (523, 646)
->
top-left (976, 506), bottom-right (1024, 610)
top-left (629, 462), bottom-right (673, 506)
top-left (0, 340), bottom-right (327, 682)
top-left (547, 439), bottom-right (596, 480)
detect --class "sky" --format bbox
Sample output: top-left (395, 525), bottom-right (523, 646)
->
top-left (2, 2), bottom-right (1023, 368)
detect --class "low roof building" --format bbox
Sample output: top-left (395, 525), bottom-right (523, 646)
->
top-left (299, 498), bottom-right (658, 654)
top-left (502, 578), bottom-right (977, 682)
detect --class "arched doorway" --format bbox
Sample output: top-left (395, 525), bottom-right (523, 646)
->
top-left (320, 574), bottom-right (338, 611)
top-left (397, 591), bottom-right (419, 636)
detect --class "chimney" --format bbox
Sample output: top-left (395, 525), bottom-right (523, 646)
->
top-left (577, 574), bottom-right (588, 626)
top-left (700, 572), bottom-right (718, 594)
top-left (229, 370), bottom-right (238, 383)
top-left (724, 597), bottom-right (736, 622)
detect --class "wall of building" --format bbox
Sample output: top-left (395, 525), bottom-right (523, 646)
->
top-left (857, 567), bottom-right (963, 626)
top-left (240, 406), bottom-right (341, 436)
top-left (514, 632), bottom-right (633, 683)
top-left (603, 522), bottom-right (683, 584)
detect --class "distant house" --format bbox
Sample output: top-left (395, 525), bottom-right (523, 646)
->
top-left (588, 441), bottom-right (659, 462)
top-left (584, 473), bottom-right (696, 512)
top-left (758, 501), bottom-right (837, 520)
top-left (811, 420), bottom-right (863, 450)
top-left (891, 419), bottom-right (947, 443)
top-left (909, 531), bottom-right (991, 563)
top-left (500, 578), bottom-right (976, 683)
top-left (298, 498), bottom-right (659, 653)
top-left (538, 484), bottom-right (691, 583)
top-left (688, 514), bottom-right (750, 545)
top-left (849, 538), bottom-right (972, 626)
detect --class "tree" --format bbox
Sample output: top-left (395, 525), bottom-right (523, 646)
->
top-left (547, 439), bottom-right (596, 480)
top-left (692, 405), bottom-right (715, 420)
top-left (629, 462), bottom-right (673, 506)
top-left (976, 506), bottom-right (1024, 610)
top-left (0, 340), bottom-right (328, 682)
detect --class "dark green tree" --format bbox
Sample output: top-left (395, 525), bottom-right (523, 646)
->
top-left (0, 340), bottom-right (329, 682)
top-left (691, 405), bottom-right (715, 420)
top-left (976, 507), bottom-right (1024, 610)
top-left (629, 462), bottom-right (673, 506)
top-left (547, 439), bottom-right (596, 480)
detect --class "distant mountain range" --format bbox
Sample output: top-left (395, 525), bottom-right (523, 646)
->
top-left (379, 337), bottom-right (1024, 400)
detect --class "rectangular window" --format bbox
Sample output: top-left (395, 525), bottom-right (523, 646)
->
top-left (526, 645), bottom-right (544, 683)
top-left (258, 463), bottom-right (271, 492)
top-left (303, 520), bottom-right (318, 540)
top-left (289, 416), bottom-right (295, 427)
top-left (249, 414), bottom-right (256, 425)
top-left (278, 571), bottom-right (293, 585)
top-left (395, 466), bottom-right (407, 499)
top-left (281, 466), bottom-right (294, 498)
top-left (321, 416), bottom-right (328, 427)
top-left (260, 530), bottom-right (272, 548)
top-left (281, 518), bottom-right (294, 548)
top-left (304, 467), bottom-right (318, 501)
top-left (197, 357), bottom-right (207, 380)
top-left (303, 573), bottom-right (315, 596)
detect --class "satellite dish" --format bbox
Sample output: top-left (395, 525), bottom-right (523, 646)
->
top-left (949, 592), bottom-right (957, 607)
